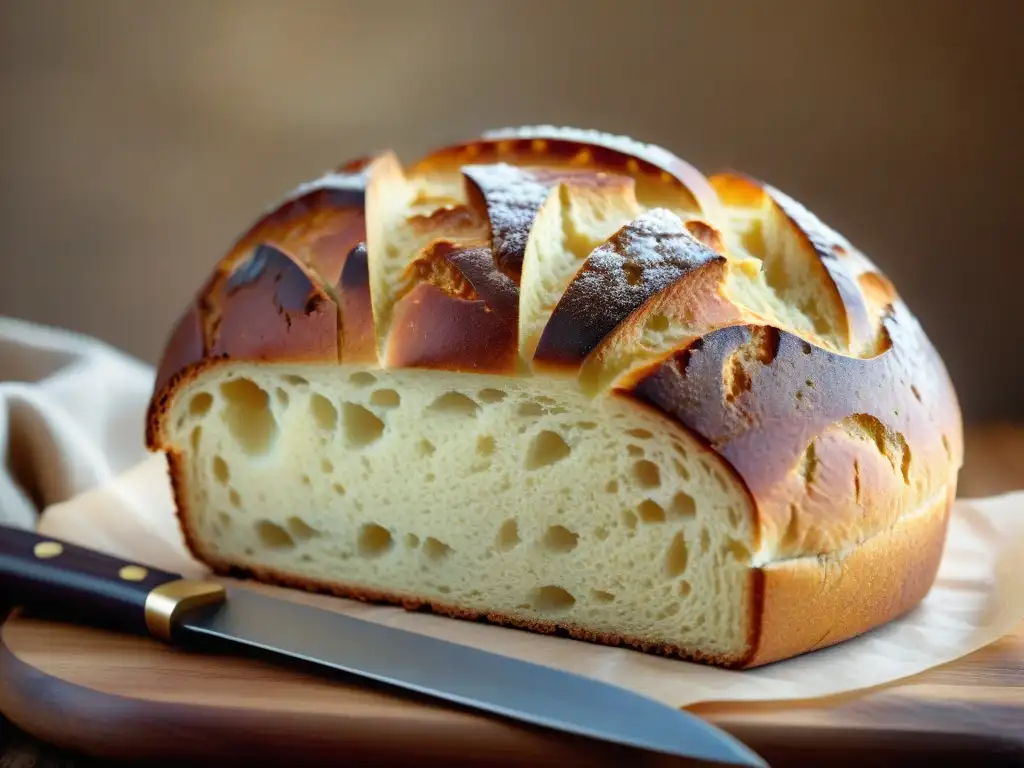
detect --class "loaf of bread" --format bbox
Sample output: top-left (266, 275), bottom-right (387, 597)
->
top-left (146, 126), bottom-right (963, 668)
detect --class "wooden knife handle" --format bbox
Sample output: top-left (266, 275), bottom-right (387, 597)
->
top-left (0, 525), bottom-right (225, 641)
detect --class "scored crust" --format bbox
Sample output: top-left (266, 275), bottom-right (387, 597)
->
top-left (146, 126), bottom-right (963, 668)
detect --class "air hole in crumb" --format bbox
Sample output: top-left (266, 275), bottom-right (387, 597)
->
top-left (287, 516), bottom-right (319, 540)
top-left (700, 528), bottom-right (711, 553)
top-left (665, 532), bottom-right (689, 577)
top-left (425, 472), bottom-right (436, 482)
top-left (332, 482), bottom-right (345, 495)
top-left (911, 384), bottom-right (922, 402)
top-left (724, 539), bottom-right (751, 563)
top-left (679, 580), bottom-right (692, 597)
top-left (256, 520), bottom-right (295, 550)
top-left (542, 525), bottom-right (579, 553)
top-left (217, 511), bottom-right (232, 527)
top-left (622, 509), bottom-right (638, 530)
top-left (417, 439), bottom-right (436, 457)
top-left (673, 458), bottom-right (691, 481)
top-left (321, 458), bottom-right (334, 474)
top-left (632, 460), bottom-right (661, 488)
top-left (310, 394), bottom-right (338, 432)
top-left (428, 391), bottom-right (480, 417)
top-left (605, 479), bottom-right (619, 494)
top-left (342, 402), bottom-right (385, 446)
top-left (496, 519), bottom-right (521, 551)
top-left (283, 375), bottom-right (309, 387)
top-left (212, 456), bottom-right (229, 485)
top-left (626, 428), bottom-right (653, 440)
top-left (637, 499), bottom-right (666, 523)
top-left (477, 388), bottom-right (507, 403)
top-left (404, 533), bottom-right (420, 549)
top-left (275, 388), bottom-right (289, 407)
top-left (189, 392), bottom-right (213, 417)
top-left (627, 444), bottom-right (644, 457)
top-left (370, 389), bottom-right (401, 408)
top-left (525, 430), bottom-right (571, 470)
top-left (530, 586), bottom-right (575, 612)
top-left (942, 434), bottom-right (951, 459)
top-left (670, 491), bottom-right (697, 518)
top-left (576, 421), bottom-right (598, 430)
top-left (517, 401), bottom-right (545, 418)
top-left (229, 489), bottom-right (241, 507)
top-left (300, 474), bottom-right (311, 486)
top-left (476, 435), bottom-right (496, 457)
top-left (591, 590), bottom-right (615, 603)
top-left (349, 371), bottom-right (377, 386)
top-left (594, 526), bottom-right (610, 541)
top-left (220, 378), bottom-right (279, 455)
top-left (357, 523), bottom-right (393, 557)
top-left (423, 537), bottom-right (454, 562)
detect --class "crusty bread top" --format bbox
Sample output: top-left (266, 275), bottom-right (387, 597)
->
top-left (147, 125), bottom-right (963, 565)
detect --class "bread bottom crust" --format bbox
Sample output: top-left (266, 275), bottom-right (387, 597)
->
top-left (747, 482), bottom-right (954, 668)
top-left (166, 450), bottom-right (954, 670)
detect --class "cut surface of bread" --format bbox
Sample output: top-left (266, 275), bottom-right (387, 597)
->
top-left (164, 365), bottom-right (756, 663)
top-left (147, 126), bottom-right (963, 668)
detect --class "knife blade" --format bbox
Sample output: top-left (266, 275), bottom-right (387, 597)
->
top-left (0, 524), bottom-right (766, 766)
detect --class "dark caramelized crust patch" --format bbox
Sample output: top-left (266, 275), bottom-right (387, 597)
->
top-left (534, 209), bottom-right (724, 369)
top-left (210, 244), bottom-right (339, 363)
top-left (462, 164), bottom-right (555, 279)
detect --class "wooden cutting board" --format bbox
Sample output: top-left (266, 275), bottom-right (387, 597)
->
top-left (1, 606), bottom-right (1022, 767)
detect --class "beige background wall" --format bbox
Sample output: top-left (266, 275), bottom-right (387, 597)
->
top-left (1, 0), bottom-right (1020, 421)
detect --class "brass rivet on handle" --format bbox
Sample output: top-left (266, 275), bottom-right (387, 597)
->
top-left (33, 542), bottom-right (63, 559)
top-left (119, 565), bottom-right (149, 581)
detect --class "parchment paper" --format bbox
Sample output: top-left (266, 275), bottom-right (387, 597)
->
top-left (37, 452), bottom-right (1024, 709)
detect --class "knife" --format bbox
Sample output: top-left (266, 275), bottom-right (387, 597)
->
top-left (0, 525), bottom-right (766, 766)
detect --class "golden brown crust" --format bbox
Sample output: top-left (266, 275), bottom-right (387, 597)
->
top-left (146, 125), bottom-right (964, 669)
top-left (630, 301), bottom-right (962, 559)
top-left (385, 282), bottom-right (518, 374)
top-left (748, 483), bottom-right (953, 667)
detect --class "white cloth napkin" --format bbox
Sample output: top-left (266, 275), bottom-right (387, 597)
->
top-left (0, 317), bottom-right (155, 529)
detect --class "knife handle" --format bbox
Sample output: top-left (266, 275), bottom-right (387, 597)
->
top-left (0, 525), bottom-right (226, 642)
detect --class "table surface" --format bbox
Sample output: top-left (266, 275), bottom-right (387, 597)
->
top-left (2, 423), bottom-right (1022, 767)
